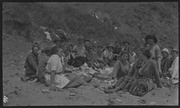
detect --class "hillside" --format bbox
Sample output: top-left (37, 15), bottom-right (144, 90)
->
top-left (2, 2), bottom-right (179, 106)
top-left (3, 2), bottom-right (178, 48)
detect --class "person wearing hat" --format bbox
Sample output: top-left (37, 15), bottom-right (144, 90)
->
top-left (145, 35), bottom-right (162, 75)
top-left (168, 49), bottom-right (179, 85)
top-left (102, 43), bottom-right (114, 66)
top-left (160, 48), bottom-right (172, 78)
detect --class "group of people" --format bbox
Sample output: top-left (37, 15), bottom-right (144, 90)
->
top-left (21, 34), bottom-right (179, 96)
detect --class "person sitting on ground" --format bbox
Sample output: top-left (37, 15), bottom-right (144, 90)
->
top-left (113, 41), bottom-right (122, 61)
top-left (96, 45), bottom-right (107, 68)
top-left (145, 35), bottom-right (162, 75)
top-left (72, 38), bottom-right (88, 67)
top-left (21, 44), bottom-right (40, 82)
top-left (160, 48), bottom-right (172, 78)
top-left (109, 51), bottom-right (131, 80)
top-left (37, 47), bottom-right (51, 84)
top-left (104, 52), bottom-right (145, 93)
top-left (44, 45), bottom-right (90, 91)
top-left (122, 41), bottom-right (135, 64)
top-left (168, 49), bottom-right (179, 85)
top-left (84, 39), bottom-right (92, 53)
top-left (105, 49), bottom-right (163, 95)
top-left (102, 44), bottom-right (115, 66)
top-left (86, 47), bottom-right (99, 68)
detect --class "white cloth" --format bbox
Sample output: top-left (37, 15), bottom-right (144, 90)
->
top-left (44, 74), bottom-right (70, 89)
top-left (103, 50), bottom-right (113, 59)
top-left (169, 56), bottom-right (179, 84)
top-left (46, 54), bottom-right (63, 73)
top-left (44, 31), bottom-right (52, 40)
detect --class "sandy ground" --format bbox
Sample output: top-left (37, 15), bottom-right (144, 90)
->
top-left (3, 36), bottom-right (179, 106)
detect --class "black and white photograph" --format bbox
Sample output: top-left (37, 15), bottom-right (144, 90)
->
top-left (2, 2), bottom-right (179, 106)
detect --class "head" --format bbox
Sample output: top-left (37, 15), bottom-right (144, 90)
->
top-left (77, 39), bottom-right (84, 45)
top-left (134, 47), bottom-right (141, 56)
top-left (171, 49), bottom-right (179, 59)
top-left (85, 40), bottom-right (91, 45)
top-left (41, 47), bottom-right (51, 56)
top-left (115, 41), bottom-right (121, 47)
top-left (32, 45), bottom-right (40, 55)
top-left (107, 46), bottom-right (113, 52)
top-left (50, 46), bottom-right (63, 56)
top-left (145, 35), bottom-right (157, 46)
top-left (120, 51), bottom-right (129, 62)
top-left (161, 48), bottom-right (170, 58)
top-left (123, 41), bottom-right (130, 49)
top-left (141, 37), bottom-right (146, 45)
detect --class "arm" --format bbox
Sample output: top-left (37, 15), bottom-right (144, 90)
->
top-left (151, 61), bottom-right (162, 88)
top-left (27, 54), bottom-right (38, 70)
top-left (110, 60), bottom-right (120, 78)
top-left (171, 58), bottom-right (179, 79)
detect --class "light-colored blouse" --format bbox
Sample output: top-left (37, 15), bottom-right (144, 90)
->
top-left (46, 54), bottom-right (63, 73)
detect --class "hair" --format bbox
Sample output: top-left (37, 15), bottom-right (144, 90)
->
top-left (41, 47), bottom-right (51, 56)
top-left (115, 41), bottom-right (120, 44)
top-left (123, 41), bottom-right (130, 45)
top-left (119, 51), bottom-right (129, 62)
top-left (31, 44), bottom-right (40, 51)
top-left (50, 46), bottom-right (59, 56)
top-left (145, 35), bottom-right (157, 43)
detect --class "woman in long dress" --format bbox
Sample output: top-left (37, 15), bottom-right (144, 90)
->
top-left (44, 46), bottom-right (89, 91)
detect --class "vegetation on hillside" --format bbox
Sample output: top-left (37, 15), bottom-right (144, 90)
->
top-left (3, 2), bottom-right (178, 48)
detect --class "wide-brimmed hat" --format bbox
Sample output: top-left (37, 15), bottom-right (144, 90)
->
top-left (145, 35), bottom-right (157, 43)
top-left (122, 41), bottom-right (130, 45)
top-left (106, 43), bottom-right (114, 48)
top-left (161, 48), bottom-right (170, 55)
top-left (171, 48), bottom-right (179, 54)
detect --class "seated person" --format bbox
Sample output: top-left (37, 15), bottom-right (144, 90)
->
top-left (105, 50), bottom-right (163, 94)
top-left (102, 44), bottom-right (115, 66)
top-left (168, 49), bottom-right (179, 85)
top-left (72, 38), bottom-right (88, 67)
top-left (21, 44), bottom-right (40, 82)
top-left (160, 48), bottom-right (172, 78)
top-left (113, 41), bottom-right (122, 61)
top-left (109, 51), bottom-right (131, 80)
top-left (44, 46), bottom-right (89, 91)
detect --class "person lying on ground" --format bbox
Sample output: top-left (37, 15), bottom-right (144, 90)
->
top-left (109, 51), bottom-right (131, 80)
top-left (21, 44), bottom-right (40, 82)
top-left (44, 46), bottom-right (89, 91)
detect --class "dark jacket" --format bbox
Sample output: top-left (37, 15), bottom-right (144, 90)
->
top-left (24, 52), bottom-right (38, 76)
